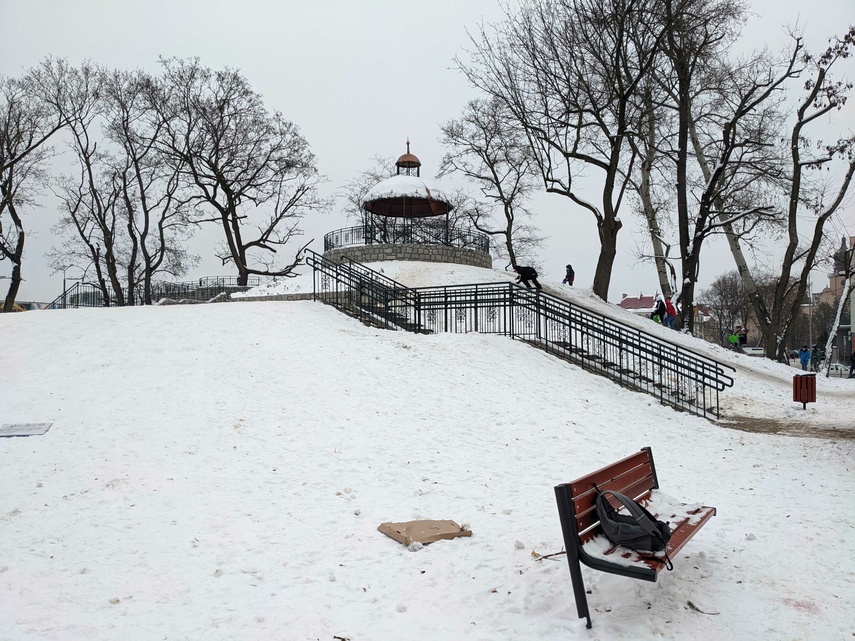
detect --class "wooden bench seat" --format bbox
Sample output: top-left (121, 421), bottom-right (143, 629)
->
top-left (554, 447), bottom-right (715, 628)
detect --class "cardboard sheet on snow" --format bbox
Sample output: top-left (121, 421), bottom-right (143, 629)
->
top-left (378, 519), bottom-right (471, 545)
top-left (0, 423), bottom-right (52, 437)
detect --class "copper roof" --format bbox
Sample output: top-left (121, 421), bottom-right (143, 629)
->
top-left (396, 140), bottom-right (421, 169)
top-left (363, 195), bottom-right (450, 218)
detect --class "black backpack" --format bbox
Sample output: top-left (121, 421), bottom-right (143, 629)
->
top-left (595, 488), bottom-right (673, 569)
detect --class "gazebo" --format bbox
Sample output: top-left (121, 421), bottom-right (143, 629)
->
top-left (323, 142), bottom-right (491, 268)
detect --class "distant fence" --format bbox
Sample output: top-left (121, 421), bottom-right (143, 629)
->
top-left (47, 276), bottom-right (263, 309)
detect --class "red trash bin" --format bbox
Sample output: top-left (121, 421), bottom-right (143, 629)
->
top-left (792, 373), bottom-right (816, 409)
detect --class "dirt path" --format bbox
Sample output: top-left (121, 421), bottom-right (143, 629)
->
top-left (718, 415), bottom-right (855, 441)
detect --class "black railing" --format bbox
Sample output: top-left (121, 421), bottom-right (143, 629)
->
top-left (307, 251), bottom-right (735, 419)
top-left (408, 283), bottom-right (735, 416)
top-left (305, 250), bottom-right (424, 332)
top-left (46, 282), bottom-right (113, 309)
top-left (47, 276), bottom-right (263, 309)
top-left (324, 223), bottom-right (490, 254)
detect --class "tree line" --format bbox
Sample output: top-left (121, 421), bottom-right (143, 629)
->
top-left (2, 4), bottom-right (854, 365)
top-left (1, 57), bottom-right (325, 312)
top-left (442, 0), bottom-right (854, 361)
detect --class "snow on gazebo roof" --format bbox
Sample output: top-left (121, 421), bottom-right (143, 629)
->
top-left (361, 174), bottom-right (453, 218)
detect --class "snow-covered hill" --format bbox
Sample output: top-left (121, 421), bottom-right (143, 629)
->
top-left (1, 279), bottom-right (852, 640)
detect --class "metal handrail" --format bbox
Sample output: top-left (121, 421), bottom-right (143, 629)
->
top-left (47, 276), bottom-right (264, 308)
top-left (324, 223), bottom-right (490, 253)
top-left (304, 249), bottom-right (423, 332)
top-left (306, 254), bottom-right (735, 418)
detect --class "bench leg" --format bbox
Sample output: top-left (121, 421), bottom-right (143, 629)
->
top-left (555, 486), bottom-right (592, 628)
top-left (564, 545), bottom-right (592, 628)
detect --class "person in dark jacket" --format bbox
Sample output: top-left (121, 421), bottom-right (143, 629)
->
top-left (513, 265), bottom-right (542, 290)
top-left (562, 264), bottom-right (575, 286)
top-left (849, 349), bottom-right (855, 378)
top-left (651, 295), bottom-right (666, 323)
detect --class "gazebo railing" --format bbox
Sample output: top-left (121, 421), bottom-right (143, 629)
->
top-left (324, 223), bottom-right (490, 253)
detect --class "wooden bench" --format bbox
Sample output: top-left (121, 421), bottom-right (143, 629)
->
top-left (553, 447), bottom-right (716, 628)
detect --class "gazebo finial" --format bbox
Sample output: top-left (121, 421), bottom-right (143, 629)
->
top-left (395, 140), bottom-right (421, 177)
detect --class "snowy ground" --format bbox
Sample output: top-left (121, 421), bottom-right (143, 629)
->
top-left (1, 262), bottom-right (853, 640)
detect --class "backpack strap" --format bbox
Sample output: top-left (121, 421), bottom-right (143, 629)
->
top-left (596, 487), bottom-right (674, 570)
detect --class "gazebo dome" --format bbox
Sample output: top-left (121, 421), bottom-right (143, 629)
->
top-left (361, 174), bottom-right (452, 218)
top-left (361, 141), bottom-right (452, 218)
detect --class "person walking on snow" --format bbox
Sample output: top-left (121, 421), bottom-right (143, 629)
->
top-left (562, 265), bottom-right (575, 286)
top-left (798, 345), bottom-right (811, 371)
top-left (513, 265), bottom-right (542, 290)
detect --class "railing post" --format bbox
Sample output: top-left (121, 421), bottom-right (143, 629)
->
top-left (474, 286), bottom-right (479, 333)
top-left (509, 283), bottom-right (515, 339)
top-left (444, 288), bottom-right (448, 333)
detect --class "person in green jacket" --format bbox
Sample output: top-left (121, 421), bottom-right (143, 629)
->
top-left (728, 328), bottom-right (742, 351)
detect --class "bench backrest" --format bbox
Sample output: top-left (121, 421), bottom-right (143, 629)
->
top-left (564, 447), bottom-right (660, 544)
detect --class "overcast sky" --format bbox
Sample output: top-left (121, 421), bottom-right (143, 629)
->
top-left (2, 0), bottom-right (854, 303)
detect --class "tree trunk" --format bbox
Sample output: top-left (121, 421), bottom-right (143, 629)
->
top-left (593, 217), bottom-right (621, 299)
top-left (2, 261), bottom-right (22, 313)
top-left (638, 93), bottom-right (674, 300)
top-left (820, 276), bottom-right (853, 376)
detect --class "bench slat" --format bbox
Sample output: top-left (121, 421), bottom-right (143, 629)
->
top-left (661, 505), bottom-right (716, 560)
top-left (568, 449), bottom-right (655, 497)
top-left (570, 450), bottom-right (659, 536)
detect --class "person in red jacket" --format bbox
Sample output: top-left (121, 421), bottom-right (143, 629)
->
top-left (562, 264), bottom-right (575, 286)
top-left (663, 298), bottom-right (677, 329)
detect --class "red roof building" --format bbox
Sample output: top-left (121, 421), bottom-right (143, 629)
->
top-left (618, 293), bottom-right (656, 315)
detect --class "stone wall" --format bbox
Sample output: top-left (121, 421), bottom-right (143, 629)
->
top-left (323, 244), bottom-right (492, 269)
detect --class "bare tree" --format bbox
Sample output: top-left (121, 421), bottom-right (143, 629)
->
top-left (697, 270), bottom-right (747, 346)
top-left (154, 58), bottom-right (326, 285)
top-left (627, 84), bottom-right (680, 301)
top-left (42, 59), bottom-right (127, 306)
top-left (0, 67), bottom-right (67, 312)
top-left (740, 30), bottom-right (855, 359)
top-left (438, 97), bottom-right (543, 268)
top-left (635, 0), bottom-right (797, 332)
top-left (337, 156), bottom-right (397, 243)
top-left (459, 0), bottom-right (668, 299)
top-left (101, 69), bottom-right (198, 304)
